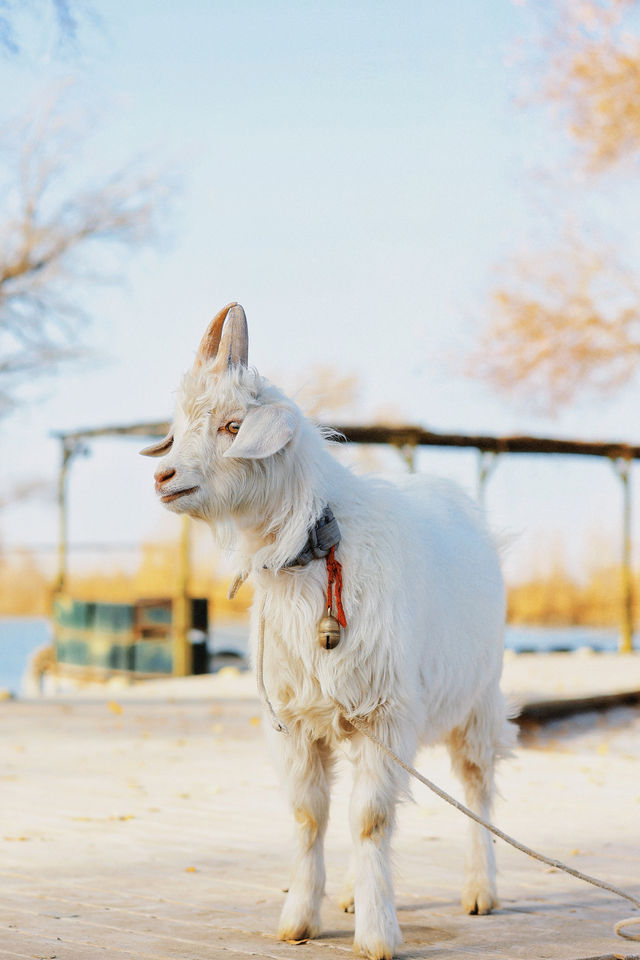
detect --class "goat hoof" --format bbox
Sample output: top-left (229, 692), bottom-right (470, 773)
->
top-left (461, 881), bottom-right (499, 916)
top-left (278, 889), bottom-right (321, 943)
top-left (354, 918), bottom-right (401, 960)
top-left (278, 924), bottom-right (315, 943)
top-left (277, 914), bottom-right (320, 943)
top-left (338, 892), bottom-right (355, 913)
top-left (353, 938), bottom-right (395, 960)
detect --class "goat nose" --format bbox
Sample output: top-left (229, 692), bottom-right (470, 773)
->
top-left (154, 467), bottom-right (176, 487)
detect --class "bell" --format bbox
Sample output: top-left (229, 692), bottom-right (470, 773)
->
top-left (318, 614), bottom-right (341, 650)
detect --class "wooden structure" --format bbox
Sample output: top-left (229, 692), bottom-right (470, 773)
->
top-left (54, 421), bottom-right (638, 653)
top-left (54, 427), bottom-right (206, 678)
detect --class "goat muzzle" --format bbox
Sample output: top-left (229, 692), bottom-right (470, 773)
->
top-left (154, 467), bottom-right (176, 493)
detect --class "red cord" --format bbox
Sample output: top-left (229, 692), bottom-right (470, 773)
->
top-left (326, 545), bottom-right (346, 628)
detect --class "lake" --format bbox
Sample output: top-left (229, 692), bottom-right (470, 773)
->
top-left (0, 617), bottom-right (632, 697)
top-left (0, 618), bottom-right (53, 696)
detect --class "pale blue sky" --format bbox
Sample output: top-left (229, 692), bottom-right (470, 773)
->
top-left (3, 1), bottom-right (639, 584)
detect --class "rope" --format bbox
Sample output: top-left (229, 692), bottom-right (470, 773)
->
top-left (255, 599), bottom-right (288, 735)
top-left (253, 607), bottom-right (640, 941)
top-left (346, 715), bottom-right (640, 942)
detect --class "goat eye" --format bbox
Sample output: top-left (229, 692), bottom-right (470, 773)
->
top-left (225, 420), bottom-right (242, 435)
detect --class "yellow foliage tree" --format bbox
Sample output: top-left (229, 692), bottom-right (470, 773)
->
top-left (470, 232), bottom-right (640, 410)
top-left (472, 0), bottom-right (640, 410)
top-left (541, 0), bottom-right (640, 171)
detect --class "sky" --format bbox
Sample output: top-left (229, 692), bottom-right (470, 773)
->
top-left (2, 0), bottom-right (640, 586)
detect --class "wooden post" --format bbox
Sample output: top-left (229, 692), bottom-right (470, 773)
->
top-left (390, 441), bottom-right (416, 472)
top-left (172, 514), bottom-right (192, 676)
top-left (612, 459), bottom-right (634, 653)
top-left (55, 439), bottom-right (82, 595)
top-left (398, 443), bottom-right (416, 473)
top-left (477, 451), bottom-right (499, 510)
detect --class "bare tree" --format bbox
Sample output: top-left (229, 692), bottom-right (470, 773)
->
top-left (0, 1), bottom-right (80, 54)
top-left (0, 479), bottom-right (55, 514)
top-left (0, 92), bottom-right (170, 414)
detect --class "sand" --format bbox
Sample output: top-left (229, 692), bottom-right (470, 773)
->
top-left (1, 652), bottom-right (639, 959)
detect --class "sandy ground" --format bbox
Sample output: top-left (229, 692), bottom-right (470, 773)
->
top-left (1, 653), bottom-right (639, 960)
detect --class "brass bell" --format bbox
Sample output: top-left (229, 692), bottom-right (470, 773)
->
top-left (318, 614), bottom-right (341, 650)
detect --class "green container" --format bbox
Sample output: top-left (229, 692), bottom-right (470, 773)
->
top-left (56, 638), bottom-right (90, 665)
top-left (93, 604), bottom-right (135, 635)
top-left (133, 641), bottom-right (173, 674)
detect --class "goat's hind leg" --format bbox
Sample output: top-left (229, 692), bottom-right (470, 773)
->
top-left (447, 692), bottom-right (515, 916)
top-left (275, 729), bottom-right (334, 942)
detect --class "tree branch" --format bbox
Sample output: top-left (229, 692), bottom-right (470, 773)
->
top-left (0, 91), bottom-right (173, 414)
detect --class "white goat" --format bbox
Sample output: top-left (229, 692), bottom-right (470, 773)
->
top-left (142, 303), bottom-right (515, 960)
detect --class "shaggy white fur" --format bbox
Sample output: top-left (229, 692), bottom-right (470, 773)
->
top-left (146, 307), bottom-right (516, 960)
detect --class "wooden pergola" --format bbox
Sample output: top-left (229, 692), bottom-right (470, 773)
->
top-left (54, 421), bottom-right (638, 654)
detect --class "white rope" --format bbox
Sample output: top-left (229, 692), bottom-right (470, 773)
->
top-left (255, 610), bottom-right (640, 941)
top-left (346, 714), bottom-right (640, 943)
top-left (255, 599), bottom-right (289, 735)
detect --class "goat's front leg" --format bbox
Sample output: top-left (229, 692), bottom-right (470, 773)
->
top-left (273, 728), bottom-right (333, 942)
top-left (348, 723), bottom-right (410, 960)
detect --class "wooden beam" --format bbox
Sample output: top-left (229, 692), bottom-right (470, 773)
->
top-left (517, 689), bottom-right (640, 724)
top-left (53, 420), bottom-right (640, 460)
top-left (330, 425), bottom-right (640, 460)
top-left (53, 421), bottom-right (171, 442)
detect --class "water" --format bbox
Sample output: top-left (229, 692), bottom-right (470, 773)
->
top-left (209, 621), bottom-right (250, 657)
top-left (0, 618), bottom-right (53, 696)
top-left (209, 624), bottom-right (628, 657)
top-left (505, 625), bottom-right (624, 653)
top-left (0, 618), bottom-right (631, 697)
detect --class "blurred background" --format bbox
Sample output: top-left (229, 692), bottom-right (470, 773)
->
top-left (2, 0), bottom-right (640, 693)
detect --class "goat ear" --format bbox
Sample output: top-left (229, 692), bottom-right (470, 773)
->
top-left (140, 434), bottom-right (174, 457)
top-left (223, 405), bottom-right (296, 460)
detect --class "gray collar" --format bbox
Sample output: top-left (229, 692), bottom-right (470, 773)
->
top-left (284, 506), bottom-right (341, 568)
